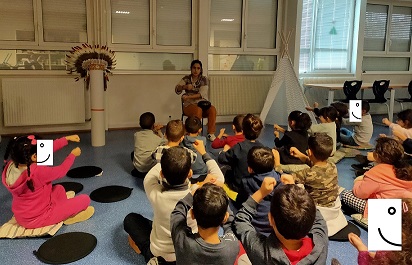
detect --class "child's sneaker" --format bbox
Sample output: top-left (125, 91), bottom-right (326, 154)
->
top-left (63, 206), bottom-right (95, 225)
top-left (207, 134), bottom-right (216, 141)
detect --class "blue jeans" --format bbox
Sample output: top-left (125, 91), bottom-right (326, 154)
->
top-left (340, 128), bottom-right (359, 146)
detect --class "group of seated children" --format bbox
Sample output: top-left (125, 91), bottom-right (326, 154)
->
top-left (4, 99), bottom-right (412, 265)
top-left (124, 111), bottom-right (331, 264)
top-left (125, 143), bottom-right (328, 264)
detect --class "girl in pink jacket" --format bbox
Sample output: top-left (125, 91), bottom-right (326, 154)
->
top-left (341, 137), bottom-right (412, 217)
top-left (2, 135), bottom-right (93, 229)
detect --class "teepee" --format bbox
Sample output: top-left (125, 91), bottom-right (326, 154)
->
top-left (260, 32), bottom-right (317, 126)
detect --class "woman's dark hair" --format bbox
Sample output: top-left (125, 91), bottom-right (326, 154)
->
top-left (242, 114), bottom-right (263, 140)
top-left (397, 109), bottom-right (412, 129)
top-left (288, 111), bottom-right (312, 131)
top-left (374, 137), bottom-right (412, 181)
top-left (4, 135), bottom-right (37, 191)
top-left (190, 59), bottom-right (203, 76)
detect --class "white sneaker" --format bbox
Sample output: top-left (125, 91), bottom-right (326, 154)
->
top-left (207, 134), bottom-right (216, 141)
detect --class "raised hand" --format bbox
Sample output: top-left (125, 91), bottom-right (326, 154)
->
top-left (290, 147), bottom-right (304, 158)
top-left (66, 135), bottom-right (80, 142)
top-left (153, 123), bottom-right (163, 131)
top-left (193, 140), bottom-right (206, 155)
top-left (382, 118), bottom-right (391, 126)
top-left (281, 174), bottom-right (295, 184)
top-left (71, 147), bottom-right (81, 157)
top-left (259, 177), bottom-right (277, 198)
top-left (217, 128), bottom-right (226, 138)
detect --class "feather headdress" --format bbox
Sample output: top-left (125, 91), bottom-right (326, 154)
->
top-left (65, 44), bottom-right (116, 90)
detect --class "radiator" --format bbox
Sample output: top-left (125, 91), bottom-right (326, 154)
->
top-left (209, 75), bottom-right (272, 116)
top-left (2, 78), bottom-right (85, 126)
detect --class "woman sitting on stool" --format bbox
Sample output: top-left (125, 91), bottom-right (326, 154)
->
top-left (175, 59), bottom-right (217, 141)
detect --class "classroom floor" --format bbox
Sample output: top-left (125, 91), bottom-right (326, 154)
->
top-left (0, 116), bottom-right (389, 265)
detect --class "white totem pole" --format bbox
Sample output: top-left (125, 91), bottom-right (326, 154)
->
top-left (83, 59), bottom-right (107, 146)
top-left (66, 44), bottom-right (115, 147)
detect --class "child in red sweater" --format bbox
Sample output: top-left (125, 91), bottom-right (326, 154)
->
top-left (211, 114), bottom-right (245, 149)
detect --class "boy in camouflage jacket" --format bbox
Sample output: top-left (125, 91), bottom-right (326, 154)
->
top-left (279, 133), bottom-right (338, 207)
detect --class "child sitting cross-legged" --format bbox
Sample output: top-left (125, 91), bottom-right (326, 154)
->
top-left (235, 146), bottom-right (282, 236)
top-left (341, 137), bottom-right (412, 218)
top-left (278, 133), bottom-right (339, 208)
top-left (170, 180), bottom-right (240, 265)
top-left (180, 116), bottom-right (208, 177)
top-left (381, 109), bottom-right (412, 139)
top-left (273, 110), bottom-right (312, 165)
top-left (124, 143), bottom-right (224, 264)
top-left (131, 112), bottom-right (166, 178)
top-left (340, 100), bottom-right (373, 147)
top-left (278, 133), bottom-right (348, 237)
top-left (307, 106), bottom-right (338, 155)
top-left (2, 135), bottom-right (94, 228)
top-left (152, 120), bottom-right (197, 165)
top-left (233, 178), bottom-right (328, 265)
top-left (218, 113), bottom-right (264, 192)
top-left (211, 114), bottom-right (245, 149)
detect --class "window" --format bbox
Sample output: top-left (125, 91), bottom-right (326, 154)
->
top-left (0, 0), bottom-right (88, 45)
top-left (299, 0), bottom-right (356, 73)
top-left (208, 0), bottom-right (278, 71)
top-left (362, 3), bottom-right (412, 72)
top-left (110, 0), bottom-right (192, 47)
top-left (0, 0), bottom-right (88, 71)
top-left (109, 0), bottom-right (193, 71)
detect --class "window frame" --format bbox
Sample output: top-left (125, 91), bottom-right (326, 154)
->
top-left (299, 0), bottom-right (357, 74)
top-left (208, 0), bottom-right (281, 73)
top-left (106, 0), bottom-right (196, 54)
top-left (362, 0), bottom-right (412, 73)
top-left (0, 0), bottom-right (92, 51)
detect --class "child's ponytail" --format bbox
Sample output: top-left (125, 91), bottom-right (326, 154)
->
top-left (393, 160), bottom-right (412, 181)
top-left (374, 137), bottom-right (412, 181)
top-left (6, 135), bottom-right (37, 192)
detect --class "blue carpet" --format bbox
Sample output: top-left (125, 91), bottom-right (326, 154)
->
top-left (0, 115), bottom-right (389, 265)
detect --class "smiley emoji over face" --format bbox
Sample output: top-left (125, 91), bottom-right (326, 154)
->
top-left (36, 140), bottom-right (53, 166)
top-left (368, 199), bottom-right (402, 251)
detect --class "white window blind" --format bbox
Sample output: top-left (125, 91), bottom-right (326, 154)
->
top-left (42, 0), bottom-right (87, 43)
top-left (0, 0), bottom-right (34, 41)
top-left (210, 0), bottom-right (242, 48)
top-left (389, 6), bottom-right (412, 52)
top-left (364, 4), bottom-right (388, 52)
top-left (111, 0), bottom-right (150, 44)
top-left (156, 0), bottom-right (191, 46)
top-left (299, 0), bottom-right (355, 73)
top-left (246, 0), bottom-right (277, 49)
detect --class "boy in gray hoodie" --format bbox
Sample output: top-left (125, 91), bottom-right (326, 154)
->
top-left (234, 179), bottom-right (328, 265)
